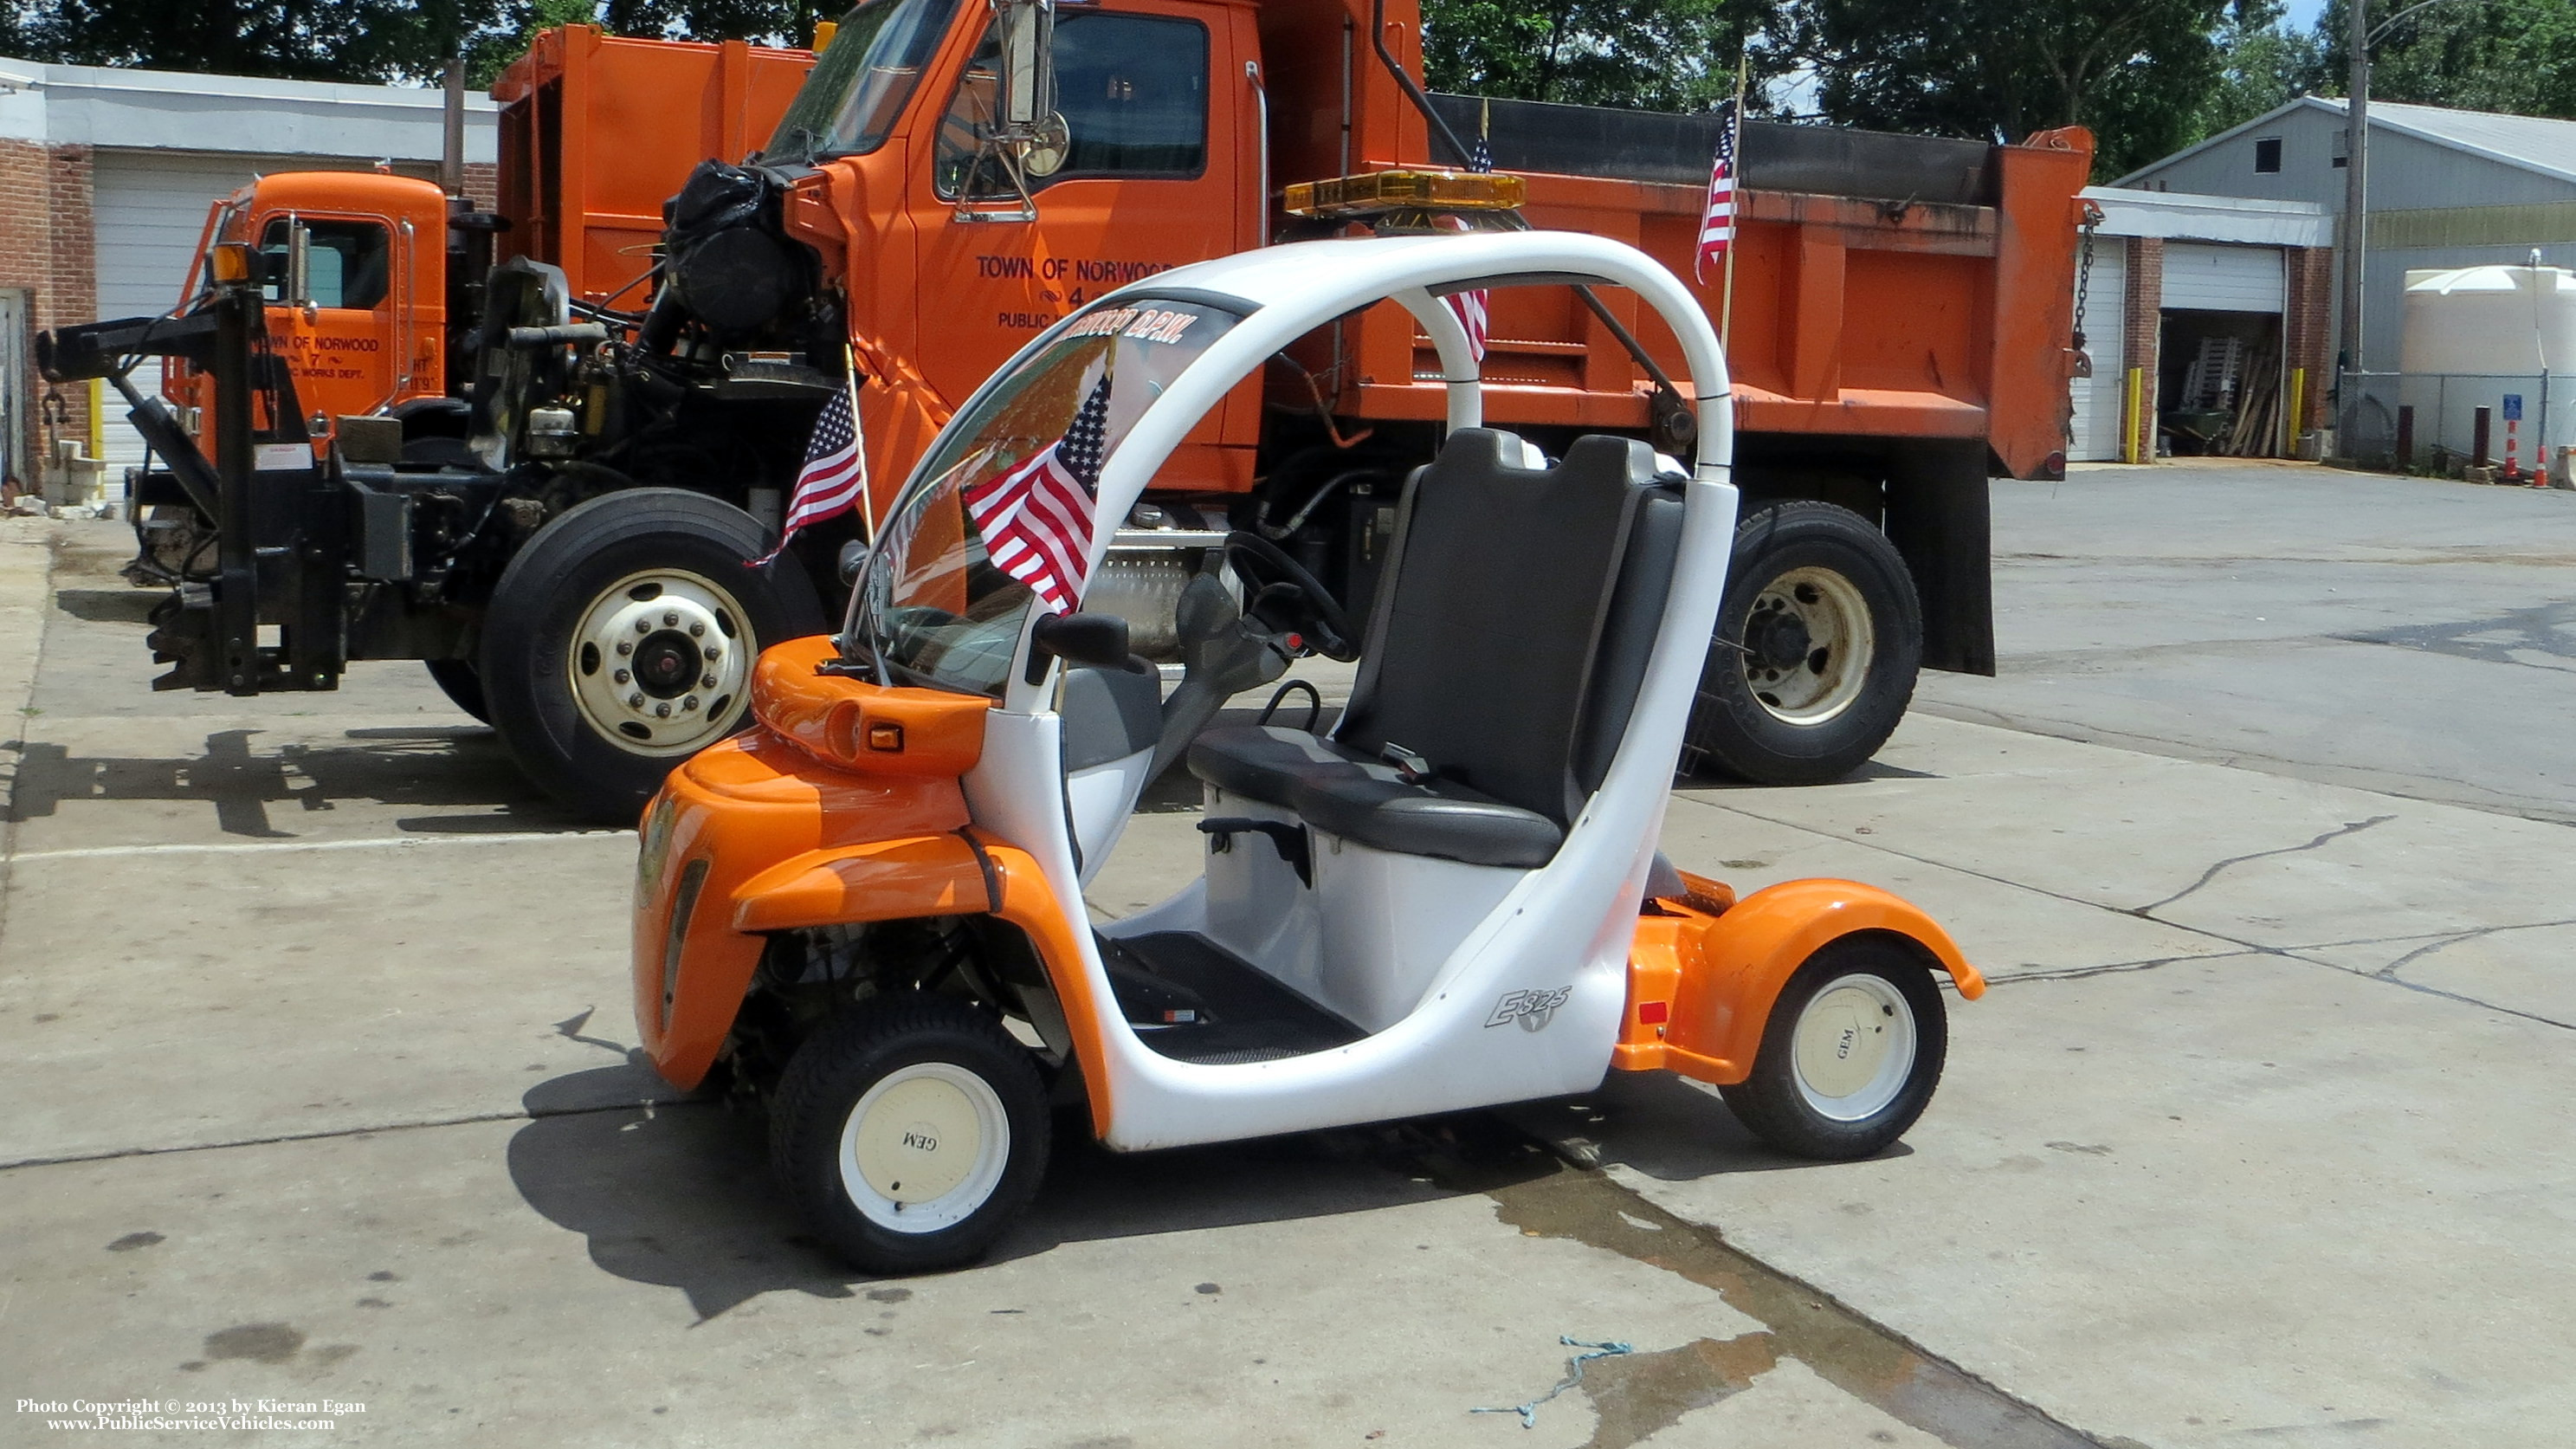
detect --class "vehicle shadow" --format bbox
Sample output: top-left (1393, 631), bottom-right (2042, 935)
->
top-left (4, 724), bottom-right (586, 837)
top-left (1517, 1071), bottom-right (1914, 1181)
top-left (506, 1062), bottom-right (1553, 1322)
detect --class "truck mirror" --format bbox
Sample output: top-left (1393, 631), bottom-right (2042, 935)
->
top-left (285, 220), bottom-right (314, 311)
top-left (995, 0), bottom-right (1054, 135)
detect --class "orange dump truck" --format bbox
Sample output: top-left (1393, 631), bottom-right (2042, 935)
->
top-left (60, 0), bottom-right (2091, 824)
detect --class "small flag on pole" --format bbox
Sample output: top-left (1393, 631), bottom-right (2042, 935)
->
top-left (1439, 113), bottom-right (1495, 363)
top-left (756, 385), bottom-right (868, 565)
top-left (965, 371), bottom-right (1110, 615)
top-left (1695, 100), bottom-right (1740, 285)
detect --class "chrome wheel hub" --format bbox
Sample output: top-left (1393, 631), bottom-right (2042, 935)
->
top-left (565, 569), bottom-right (753, 757)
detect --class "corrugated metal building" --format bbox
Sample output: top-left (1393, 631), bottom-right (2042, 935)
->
top-left (2116, 97), bottom-right (2576, 383)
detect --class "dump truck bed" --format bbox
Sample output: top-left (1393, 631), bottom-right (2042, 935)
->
top-left (1333, 94), bottom-right (2092, 481)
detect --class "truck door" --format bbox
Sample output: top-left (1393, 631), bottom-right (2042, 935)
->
top-left (913, 3), bottom-right (1251, 486)
top-left (258, 215), bottom-right (404, 443)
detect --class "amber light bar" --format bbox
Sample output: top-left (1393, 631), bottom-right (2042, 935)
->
top-left (1282, 170), bottom-right (1527, 219)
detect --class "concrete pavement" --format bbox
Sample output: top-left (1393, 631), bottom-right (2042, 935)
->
top-left (1916, 460), bottom-right (2576, 825)
top-left (7, 459), bottom-right (2576, 1449)
top-left (0, 518), bottom-right (2070, 1448)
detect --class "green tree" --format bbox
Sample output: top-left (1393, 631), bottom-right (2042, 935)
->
top-left (2193, 1), bottom-right (2329, 139)
top-left (21, 0), bottom-right (504, 82)
top-left (1420, 0), bottom-right (1772, 112)
top-left (2316, 0), bottom-right (2576, 119)
top-left (1780, 0), bottom-right (2250, 178)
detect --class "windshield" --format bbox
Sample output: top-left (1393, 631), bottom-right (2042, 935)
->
top-left (842, 298), bottom-right (1243, 697)
top-left (763, 0), bottom-right (965, 165)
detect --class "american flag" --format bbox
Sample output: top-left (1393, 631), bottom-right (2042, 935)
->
top-left (758, 386), bottom-right (868, 565)
top-left (1695, 100), bottom-right (1740, 285)
top-left (1439, 130), bottom-right (1494, 363)
top-left (965, 371), bottom-right (1110, 615)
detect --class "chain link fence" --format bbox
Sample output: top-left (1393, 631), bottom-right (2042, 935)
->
top-left (2339, 372), bottom-right (2574, 477)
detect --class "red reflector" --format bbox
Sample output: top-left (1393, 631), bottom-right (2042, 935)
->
top-left (1285, 631), bottom-right (1304, 650)
top-left (1636, 1001), bottom-right (1669, 1025)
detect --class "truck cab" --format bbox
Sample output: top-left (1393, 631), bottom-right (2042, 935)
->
top-left (165, 171), bottom-right (455, 459)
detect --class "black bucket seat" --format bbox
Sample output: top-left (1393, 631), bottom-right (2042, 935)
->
top-left (1187, 430), bottom-right (1686, 868)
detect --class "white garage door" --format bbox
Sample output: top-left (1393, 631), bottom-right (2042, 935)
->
top-left (92, 150), bottom-right (429, 470)
top-left (2162, 243), bottom-right (2286, 314)
top-left (2069, 236), bottom-right (2127, 462)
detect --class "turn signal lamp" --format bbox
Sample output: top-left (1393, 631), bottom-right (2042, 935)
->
top-left (1282, 170), bottom-right (1526, 219)
top-left (207, 243), bottom-right (255, 284)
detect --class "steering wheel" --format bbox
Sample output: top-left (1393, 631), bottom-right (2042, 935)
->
top-left (1223, 531), bottom-right (1359, 662)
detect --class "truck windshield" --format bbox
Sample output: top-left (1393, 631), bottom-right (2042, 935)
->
top-left (764, 0), bottom-right (965, 165)
top-left (842, 298), bottom-right (1242, 698)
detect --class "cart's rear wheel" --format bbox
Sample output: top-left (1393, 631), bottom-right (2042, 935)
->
top-left (770, 994), bottom-right (1050, 1275)
top-left (1721, 935), bottom-right (1947, 1159)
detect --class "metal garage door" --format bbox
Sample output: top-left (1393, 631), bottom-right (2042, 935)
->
top-left (2069, 236), bottom-right (2127, 462)
top-left (91, 151), bottom-right (428, 471)
top-left (2162, 243), bottom-right (2286, 314)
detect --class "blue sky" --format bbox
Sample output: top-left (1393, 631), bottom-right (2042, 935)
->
top-left (2284, 0), bottom-right (2327, 29)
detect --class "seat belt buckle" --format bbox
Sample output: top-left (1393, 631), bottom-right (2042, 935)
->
top-left (1380, 742), bottom-right (1432, 784)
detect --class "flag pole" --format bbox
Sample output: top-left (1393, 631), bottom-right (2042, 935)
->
top-left (843, 341), bottom-right (876, 546)
top-left (1721, 49), bottom-right (1748, 352)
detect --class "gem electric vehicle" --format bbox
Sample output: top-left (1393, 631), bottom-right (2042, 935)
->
top-left (631, 230), bottom-right (1985, 1274)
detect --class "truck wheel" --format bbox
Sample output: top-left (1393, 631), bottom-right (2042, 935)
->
top-left (423, 659), bottom-right (488, 723)
top-left (1685, 501), bottom-right (1921, 786)
top-left (479, 488), bottom-right (824, 824)
top-left (770, 994), bottom-right (1051, 1276)
top-left (1720, 935), bottom-right (1947, 1160)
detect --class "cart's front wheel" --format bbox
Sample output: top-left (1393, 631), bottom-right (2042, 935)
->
top-left (1721, 935), bottom-right (1947, 1160)
top-left (770, 995), bottom-right (1050, 1275)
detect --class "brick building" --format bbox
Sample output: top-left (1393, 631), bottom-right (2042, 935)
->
top-left (0, 59), bottom-right (497, 497)
top-left (2066, 186), bottom-right (2333, 463)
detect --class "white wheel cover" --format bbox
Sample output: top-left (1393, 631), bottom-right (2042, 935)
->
top-left (1790, 974), bottom-right (1918, 1122)
top-left (565, 568), bottom-right (757, 757)
top-left (838, 1063), bottom-right (1012, 1234)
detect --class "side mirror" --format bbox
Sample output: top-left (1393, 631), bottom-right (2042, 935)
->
top-left (1027, 610), bottom-right (1130, 681)
top-left (285, 219), bottom-right (313, 310)
top-left (994, 0), bottom-right (1055, 136)
top-left (837, 538), bottom-right (869, 585)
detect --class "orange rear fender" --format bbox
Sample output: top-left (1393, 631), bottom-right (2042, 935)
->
top-left (1616, 876), bottom-right (1982, 1085)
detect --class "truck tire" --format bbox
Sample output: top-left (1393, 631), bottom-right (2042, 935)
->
top-left (1685, 501), bottom-right (1921, 786)
top-left (480, 488), bottom-right (825, 824)
top-left (423, 659), bottom-right (489, 723)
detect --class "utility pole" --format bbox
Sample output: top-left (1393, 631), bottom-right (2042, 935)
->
top-left (2339, 0), bottom-right (2370, 439)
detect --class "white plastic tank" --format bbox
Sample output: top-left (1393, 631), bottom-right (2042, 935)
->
top-left (2398, 266), bottom-right (2576, 466)
top-left (2402, 265), bottom-right (2576, 373)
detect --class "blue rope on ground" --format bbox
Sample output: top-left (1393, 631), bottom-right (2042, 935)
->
top-left (1470, 1336), bottom-right (1635, 1429)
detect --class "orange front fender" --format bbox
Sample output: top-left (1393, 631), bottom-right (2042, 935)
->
top-left (1617, 875), bottom-right (1984, 1085)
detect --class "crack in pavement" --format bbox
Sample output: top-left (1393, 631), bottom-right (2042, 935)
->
top-left (2364, 917), bottom-right (2576, 981)
top-left (1908, 699), bottom-right (2576, 830)
top-left (0, 1096), bottom-right (701, 1174)
top-left (2128, 814), bottom-right (2397, 916)
top-left (1670, 794), bottom-right (2573, 1031)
